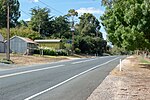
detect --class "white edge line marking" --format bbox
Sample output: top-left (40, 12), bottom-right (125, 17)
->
top-left (0, 65), bottom-right (64, 79)
top-left (72, 58), bottom-right (96, 64)
top-left (0, 58), bottom-right (82, 72)
top-left (0, 59), bottom-right (71, 72)
top-left (24, 57), bottom-right (119, 100)
top-left (71, 56), bottom-right (117, 64)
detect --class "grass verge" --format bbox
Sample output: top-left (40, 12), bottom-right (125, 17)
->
top-left (139, 56), bottom-right (150, 64)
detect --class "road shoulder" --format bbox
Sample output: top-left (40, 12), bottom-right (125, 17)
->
top-left (87, 55), bottom-right (150, 100)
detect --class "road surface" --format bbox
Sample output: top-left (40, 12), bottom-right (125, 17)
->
top-left (0, 56), bottom-right (125, 100)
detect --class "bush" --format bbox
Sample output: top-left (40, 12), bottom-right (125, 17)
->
top-left (0, 59), bottom-right (14, 64)
top-left (75, 48), bottom-right (81, 54)
top-left (56, 49), bottom-right (68, 56)
top-left (34, 49), bottom-right (68, 56)
top-left (34, 49), bottom-right (40, 54)
top-left (43, 49), bottom-right (56, 56)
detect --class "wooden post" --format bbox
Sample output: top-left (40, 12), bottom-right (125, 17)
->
top-left (6, 1), bottom-right (10, 60)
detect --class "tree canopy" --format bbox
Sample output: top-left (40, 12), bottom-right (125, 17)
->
top-left (101, 0), bottom-right (150, 50)
top-left (29, 7), bottom-right (53, 36)
top-left (67, 9), bottom-right (78, 29)
top-left (0, 27), bottom-right (41, 40)
top-left (77, 13), bottom-right (102, 38)
top-left (0, 0), bottom-right (20, 28)
top-left (51, 16), bottom-right (71, 39)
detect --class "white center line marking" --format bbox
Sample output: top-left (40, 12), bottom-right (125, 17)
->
top-left (24, 57), bottom-right (119, 100)
top-left (0, 65), bottom-right (64, 79)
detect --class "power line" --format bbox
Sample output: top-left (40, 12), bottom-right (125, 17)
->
top-left (31, 1), bottom-right (59, 17)
top-left (20, 9), bottom-right (31, 17)
top-left (38, 0), bottom-right (64, 15)
top-left (20, 1), bottom-right (64, 21)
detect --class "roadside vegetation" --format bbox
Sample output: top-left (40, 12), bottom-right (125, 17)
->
top-left (1, 0), bottom-right (150, 59)
top-left (139, 56), bottom-right (150, 64)
top-left (101, 0), bottom-right (150, 54)
top-left (0, 0), bottom-right (107, 57)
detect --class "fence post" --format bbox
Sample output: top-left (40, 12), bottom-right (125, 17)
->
top-left (120, 59), bottom-right (122, 71)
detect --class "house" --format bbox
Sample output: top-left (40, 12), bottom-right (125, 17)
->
top-left (34, 39), bottom-right (63, 49)
top-left (8, 36), bottom-right (38, 54)
top-left (0, 33), bottom-right (5, 53)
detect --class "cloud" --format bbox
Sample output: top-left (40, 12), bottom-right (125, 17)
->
top-left (76, 7), bottom-right (104, 15)
top-left (30, 0), bottom-right (39, 2)
top-left (24, 18), bottom-right (31, 21)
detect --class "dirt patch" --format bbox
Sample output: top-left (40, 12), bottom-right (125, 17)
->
top-left (10, 55), bottom-right (69, 65)
top-left (87, 55), bottom-right (150, 100)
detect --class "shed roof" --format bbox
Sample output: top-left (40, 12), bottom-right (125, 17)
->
top-left (11, 36), bottom-right (37, 44)
top-left (34, 39), bottom-right (62, 43)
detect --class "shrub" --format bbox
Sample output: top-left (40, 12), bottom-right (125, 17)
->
top-left (56, 49), bottom-right (68, 56)
top-left (0, 59), bottom-right (14, 64)
top-left (43, 49), bottom-right (56, 56)
top-left (34, 49), bottom-right (68, 56)
top-left (75, 48), bottom-right (81, 54)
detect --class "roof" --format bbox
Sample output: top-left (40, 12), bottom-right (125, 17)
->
top-left (34, 39), bottom-right (62, 43)
top-left (11, 36), bottom-right (37, 44)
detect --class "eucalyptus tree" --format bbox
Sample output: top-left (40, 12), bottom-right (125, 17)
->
top-left (66, 9), bottom-right (78, 53)
top-left (67, 9), bottom-right (78, 28)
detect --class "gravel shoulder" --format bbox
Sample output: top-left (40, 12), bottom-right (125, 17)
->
top-left (87, 55), bottom-right (150, 100)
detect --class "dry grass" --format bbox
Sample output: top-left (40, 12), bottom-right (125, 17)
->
top-left (12, 55), bottom-right (69, 65)
top-left (1, 53), bottom-right (69, 65)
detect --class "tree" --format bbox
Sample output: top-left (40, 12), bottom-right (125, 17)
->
top-left (66, 9), bottom-right (78, 53)
top-left (51, 16), bottom-right (70, 39)
top-left (17, 20), bottom-right (28, 27)
top-left (101, 0), bottom-right (150, 50)
top-left (101, 0), bottom-right (114, 7)
top-left (67, 9), bottom-right (78, 28)
top-left (0, 0), bottom-right (20, 28)
top-left (0, 27), bottom-right (41, 40)
top-left (74, 35), bottom-right (107, 55)
top-left (29, 7), bottom-right (53, 36)
top-left (77, 13), bottom-right (102, 37)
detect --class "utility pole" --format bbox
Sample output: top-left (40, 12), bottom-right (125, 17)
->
top-left (71, 26), bottom-right (75, 54)
top-left (67, 9), bottom-right (78, 55)
top-left (6, 0), bottom-right (10, 60)
top-left (71, 17), bottom-right (75, 54)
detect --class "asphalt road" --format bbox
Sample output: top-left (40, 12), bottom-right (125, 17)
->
top-left (0, 56), bottom-right (125, 100)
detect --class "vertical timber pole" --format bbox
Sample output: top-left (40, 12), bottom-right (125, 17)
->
top-left (6, 0), bottom-right (10, 60)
